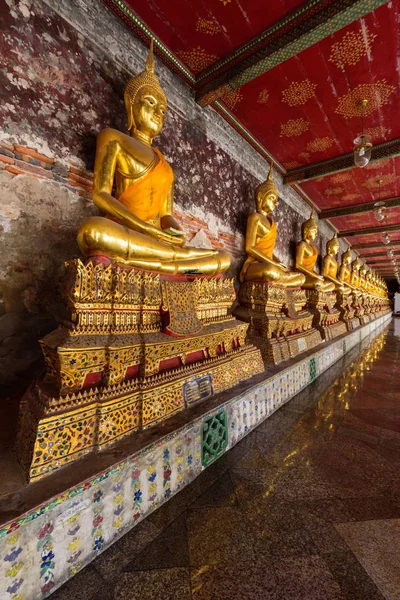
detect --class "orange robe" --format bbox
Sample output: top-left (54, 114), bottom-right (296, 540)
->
top-left (240, 218), bottom-right (277, 281)
top-left (117, 148), bottom-right (173, 222)
top-left (302, 245), bottom-right (318, 272)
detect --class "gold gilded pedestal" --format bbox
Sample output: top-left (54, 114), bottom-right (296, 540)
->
top-left (335, 291), bottom-right (357, 331)
top-left (305, 289), bottom-right (347, 340)
top-left (17, 260), bottom-right (264, 481)
top-left (236, 282), bottom-right (322, 364)
top-left (296, 213), bottom-right (346, 341)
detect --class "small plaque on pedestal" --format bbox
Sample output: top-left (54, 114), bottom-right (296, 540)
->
top-left (184, 374), bottom-right (213, 406)
top-left (297, 338), bottom-right (307, 352)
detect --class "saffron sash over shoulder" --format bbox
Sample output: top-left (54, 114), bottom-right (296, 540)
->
top-left (117, 148), bottom-right (174, 222)
top-left (255, 219), bottom-right (277, 258)
top-left (302, 245), bottom-right (318, 272)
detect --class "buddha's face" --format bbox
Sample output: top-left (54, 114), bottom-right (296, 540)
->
top-left (132, 85), bottom-right (166, 139)
top-left (304, 225), bottom-right (318, 242)
top-left (327, 240), bottom-right (339, 256)
top-left (258, 191), bottom-right (278, 215)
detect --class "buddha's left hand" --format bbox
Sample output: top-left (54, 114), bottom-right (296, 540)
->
top-left (154, 228), bottom-right (185, 246)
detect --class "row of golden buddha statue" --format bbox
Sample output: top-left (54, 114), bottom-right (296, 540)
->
top-left (16, 43), bottom-right (390, 481)
top-left (235, 164), bottom-right (389, 363)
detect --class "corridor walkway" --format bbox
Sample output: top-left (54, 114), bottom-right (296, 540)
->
top-left (51, 322), bottom-right (400, 600)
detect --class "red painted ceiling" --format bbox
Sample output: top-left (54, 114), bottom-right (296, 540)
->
top-left (111, 0), bottom-right (400, 279)
top-left (225, 5), bottom-right (399, 163)
top-left (124, 0), bottom-right (306, 69)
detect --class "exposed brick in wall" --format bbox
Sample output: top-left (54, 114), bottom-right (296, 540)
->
top-left (0, 142), bottom-right (245, 262)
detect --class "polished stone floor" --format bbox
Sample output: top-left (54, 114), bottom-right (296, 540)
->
top-left (51, 321), bottom-right (400, 600)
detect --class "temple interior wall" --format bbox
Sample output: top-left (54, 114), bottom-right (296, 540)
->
top-left (0, 0), bottom-right (344, 385)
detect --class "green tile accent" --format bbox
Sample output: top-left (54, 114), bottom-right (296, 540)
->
top-left (309, 357), bottom-right (317, 382)
top-left (201, 409), bottom-right (228, 467)
top-left (228, 0), bottom-right (388, 91)
top-left (343, 340), bottom-right (347, 354)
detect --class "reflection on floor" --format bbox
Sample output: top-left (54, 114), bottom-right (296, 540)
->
top-left (51, 322), bottom-right (400, 600)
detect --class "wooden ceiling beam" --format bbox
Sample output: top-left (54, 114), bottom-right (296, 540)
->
top-left (352, 241), bottom-right (400, 249)
top-left (358, 250), bottom-right (400, 258)
top-left (337, 223), bottom-right (400, 238)
top-left (195, 0), bottom-right (388, 106)
top-left (284, 138), bottom-right (400, 185)
top-left (319, 195), bottom-right (400, 219)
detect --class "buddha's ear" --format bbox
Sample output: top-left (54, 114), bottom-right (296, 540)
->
top-left (124, 92), bottom-right (134, 132)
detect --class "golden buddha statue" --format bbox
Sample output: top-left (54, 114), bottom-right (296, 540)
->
top-left (322, 232), bottom-right (350, 294)
top-left (16, 42), bottom-right (266, 482)
top-left (339, 246), bottom-right (358, 291)
top-left (77, 42), bottom-right (229, 276)
top-left (350, 256), bottom-right (362, 288)
top-left (359, 263), bottom-right (368, 290)
top-left (296, 210), bottom-right (335, 292)
top-left (236, 167), bottom-right (321, 364)
top-left (240, 164), bottom-right (305, 287)
top-left (366, 270), bottom-right (372, 292)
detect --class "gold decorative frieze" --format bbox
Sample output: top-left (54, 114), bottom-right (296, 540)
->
top-left (196, 17), bottom-right (221, 35)
top-left (335, 81), bottom-right (396, 119)
top-left (329, 27), bottom-right (377, 68)
top-left (281, 79), bottom-right (317, 106)
top-left (177, 47), bottom-right (218, 73)
top-left (330, 172), bottom-right (351, 184)
top-left (324, 186), bottom-right (345, 197)
top-left (364, 126), bottom-right (389, 141)
top-left (306, 137), bottom-right (334, 153)
top-left (223, 88), bottom-right (243, 110)
top-left (257, 89), bottom-right (270, 104)
top-left (341, 193), bottom-right (359, 202)
top-left (363, 173), bottom-right (398, 189)
top-left (280, 118), bottom-right (310, 138)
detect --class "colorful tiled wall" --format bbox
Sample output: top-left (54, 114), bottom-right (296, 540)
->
top-left (0, 314), bottom-right (392, 599)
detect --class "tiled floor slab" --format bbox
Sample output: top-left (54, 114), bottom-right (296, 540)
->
top-left (336, 519), bottom-right (400, 600)
top-left (41, 319), bottom-right (400, 599)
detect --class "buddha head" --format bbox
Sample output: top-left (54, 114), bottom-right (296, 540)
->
top-left (342, 245), bottom-right (352, 266)
top-left (302, 208), bottom-right (318, 242)
top-left (256, 163), bottom-right (278, 215)
top-left (326, 232), bottom-right (339, 257)
top-left (352, 256), bottom-right (361, 271)
top-left (124, 41), bottom-right (167, 144)
top-left (360, 263), bottom-right (368, 277)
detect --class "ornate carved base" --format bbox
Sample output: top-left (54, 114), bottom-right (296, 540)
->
top-left (17, 260), bottom-right (264, 481)
top-left (305, 289), bottom-right (347, 341)
top-left (352, 292), bottom-right (365, 321)
top-left (235, 281), bottom-right (322, 364)
top-left (335, 291), bottom-right (357, 332)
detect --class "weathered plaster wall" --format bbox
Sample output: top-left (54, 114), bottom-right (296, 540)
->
top-left (0, 0), bottom-right (340, 384)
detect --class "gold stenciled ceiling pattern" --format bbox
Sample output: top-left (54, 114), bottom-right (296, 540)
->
top-left (114, 0), bottom-right (399, 277)
top-left (335, 80), bottom-right (396, 118)
top-left (328, 26), bottom-right (377, 68)
top-left (281, 79), bottom-right (317, 106)
top-left (280, 118), bottom-right (310, 137)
